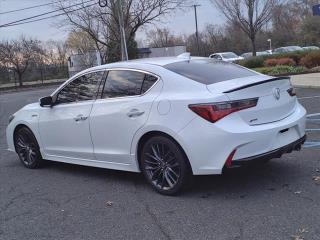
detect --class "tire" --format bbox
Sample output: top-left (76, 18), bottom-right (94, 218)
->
top-left (14, 127), bottom-right (42, 169)
top-left (140, 135), bottom-right (191, 195)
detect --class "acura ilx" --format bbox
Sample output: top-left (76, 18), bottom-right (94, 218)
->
top-left (6, 54), bottom-right (306, 195)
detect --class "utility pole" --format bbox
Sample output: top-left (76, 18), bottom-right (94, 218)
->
top-left (192, 4), bottom-right (201, 56)
top-left (99, 0), bottom-right (128, 61)
top-left (116, 0), bottom-right (128, 61)
top-left (267, 39), bottom-right (272, 53)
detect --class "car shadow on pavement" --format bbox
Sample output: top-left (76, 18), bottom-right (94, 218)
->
top-left (42, 159), bottom-right (300, 198)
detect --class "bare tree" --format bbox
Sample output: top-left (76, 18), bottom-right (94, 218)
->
top-left (66, 30), bottom-right (97, 54)
top-left (55, 0), bottom-right (187, 62)
top-left (146, 28), bottom-right (185, 48)
top-left (211, 0), bottom-right (278, 55)
top-left (0, 36), bottom-right (43, 86)
top-left (44, 40), bottom-right (70, 67)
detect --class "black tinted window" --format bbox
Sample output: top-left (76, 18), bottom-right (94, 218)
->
top-left (102, 70), bottom-right (157, 98)
top-left (57, 71), bottom-right (104, 103)
top-left (164, 59), bottom-right (257, 85)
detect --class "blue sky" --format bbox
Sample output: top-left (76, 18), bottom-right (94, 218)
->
top-left (0, 0), bottom-right (224, 44)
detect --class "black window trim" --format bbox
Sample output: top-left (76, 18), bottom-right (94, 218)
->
top-left (52, 69), bottom-right (107, 105)
top-left (97, 68), bottom-right (161, 100)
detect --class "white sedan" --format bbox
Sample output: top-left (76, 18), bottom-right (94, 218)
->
top-left (209, 52), bottom-right (244, 62)
top-left (6, 55), bottom-right (306, 195)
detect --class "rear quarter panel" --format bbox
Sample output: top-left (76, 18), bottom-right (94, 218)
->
top-left (130, 68), bottom-right (229, 172)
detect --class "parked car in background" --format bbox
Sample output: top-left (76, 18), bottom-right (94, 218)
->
top-left (6, 54), bottom-right (306, 195)
top-left (273, 46), bottom-right (303, 54)
top-left (209, 52), bottom-right (244, 62)
top-left (241, 51), bottom-right (271, 59)
top-left (302, 46), bottom-right (320, 51)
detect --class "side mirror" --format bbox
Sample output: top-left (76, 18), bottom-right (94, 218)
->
top-left (40, 96), bottom-right (53, 107)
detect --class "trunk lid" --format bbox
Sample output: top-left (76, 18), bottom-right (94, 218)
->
top-left (207, 75), bottom-right (297, 125)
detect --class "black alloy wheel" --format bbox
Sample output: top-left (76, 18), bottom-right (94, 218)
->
top-left (140, 136), bottom-right (191, 195)
top-left (14, 127), bottom-right (42, 169)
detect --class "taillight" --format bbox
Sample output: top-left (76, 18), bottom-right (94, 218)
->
top-left (287, 87), bottom-right (296, 97)
top-left (189, 98), bottom-right (258, 123)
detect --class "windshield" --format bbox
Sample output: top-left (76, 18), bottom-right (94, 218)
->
top-left (164, 59), bottom-right (258, 85)
top-left (221, 52), bottom-right (239, 59)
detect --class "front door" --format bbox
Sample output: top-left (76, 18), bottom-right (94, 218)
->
top-left (39, 71), bottom-right (105, 160)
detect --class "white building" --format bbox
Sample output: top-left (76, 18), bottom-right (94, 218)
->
top-left (137, 46), bottom-right (187, 59)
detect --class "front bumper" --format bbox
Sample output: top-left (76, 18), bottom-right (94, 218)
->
top-left (230, 134), bottom-right (306, 167)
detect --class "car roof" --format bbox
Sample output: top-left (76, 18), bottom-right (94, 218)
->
top-left (91, 57), bottom-right (188, 69)
top-left (70, 56), bottom-right (193, 79)
top-left (215, 52), bottom-right (235, 55)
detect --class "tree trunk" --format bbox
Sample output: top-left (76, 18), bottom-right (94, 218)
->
top-left (17, 72), bottom-right (23, 86)
top-left (251, 37), bottom-right (257, 56)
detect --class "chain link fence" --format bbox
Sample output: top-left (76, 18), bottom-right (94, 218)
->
top-left (0, 65), bottom-right (69, 87)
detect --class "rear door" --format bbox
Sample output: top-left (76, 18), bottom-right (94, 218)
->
top-left (90, 69), bottom-right (161, 164)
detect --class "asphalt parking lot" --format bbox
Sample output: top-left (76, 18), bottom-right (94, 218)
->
top-left (0, 87), bottom-right (319, 240)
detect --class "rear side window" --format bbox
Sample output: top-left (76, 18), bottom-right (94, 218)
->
top-left (164, 59), bottom-right (257, 85)
top-left (141, 74), bottom-right (158, 94)
top-left (102, 70), bottom-right (158, 98)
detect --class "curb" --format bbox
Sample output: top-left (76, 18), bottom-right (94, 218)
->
top-left (293, 85), bottom-right (320, 89)
top-left (0, 82), bottom-right (63, 94)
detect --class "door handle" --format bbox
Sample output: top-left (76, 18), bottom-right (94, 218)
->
top-left (74, 114), bottom-right (88, 122)
top-left (127, 109), bottom-right (145, 118)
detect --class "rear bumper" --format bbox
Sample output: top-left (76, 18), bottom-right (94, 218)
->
top-left (231, 134), bottom-right (306, 167)
top-left (178, 102), bottom-right (306, 175)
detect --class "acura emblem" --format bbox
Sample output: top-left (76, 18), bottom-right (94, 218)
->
top-left (273, 88), bottom-right (281, 100)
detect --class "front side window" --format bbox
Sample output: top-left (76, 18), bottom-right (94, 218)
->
top-left (102, 70), bottom-right (158, 98)
top-left (211, 55), bottom-right (221, 60)
top-left (57, 71), bottom-right (105, 104)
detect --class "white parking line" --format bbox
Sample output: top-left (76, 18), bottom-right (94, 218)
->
top-left (307, 113), bottom-right (320, 118)
top-left (304, 141), bottom-right (320, 148)
top-left (304, 113), bottom-right (320, 148)
top-left (298, 95), bottom-right (320, 100)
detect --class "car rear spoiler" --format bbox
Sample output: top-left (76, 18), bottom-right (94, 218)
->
top-left (223, 77), bottom-right (290, 93)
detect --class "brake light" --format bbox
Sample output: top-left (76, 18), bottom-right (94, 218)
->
top-left (189, 98), bottom-right (258, 123)
top-left (287, 88), bottom-right (296, 97)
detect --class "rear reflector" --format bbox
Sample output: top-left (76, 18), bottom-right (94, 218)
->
top-left (189, 98), bottom-right (258, 123)
top-left (287, 88), bottom-right (296, 97)
top-left (225, 149), bottom-right (237, 168)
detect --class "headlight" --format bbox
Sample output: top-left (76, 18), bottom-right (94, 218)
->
top-left (8, 115), bottom-right (15, 123)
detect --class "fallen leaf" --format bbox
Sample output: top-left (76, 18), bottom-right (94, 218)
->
top-left (298, 228), bottom-right (308, 234)
top-left (291, 235), bottom-right (304, 240)
top-left (294, 191), bottom-right (302, 194)
top-left (312, 176), bottom-right (320, 182)
top-left (106, 201), bottom-right (113, 207)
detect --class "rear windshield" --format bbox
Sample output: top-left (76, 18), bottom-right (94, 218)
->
top-left (164, 59), bottom-right (257, 85)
